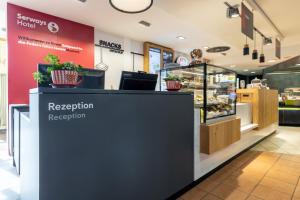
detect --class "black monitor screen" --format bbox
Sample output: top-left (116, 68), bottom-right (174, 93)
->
top-left (37, 64), bottom-right (105, 89)
top-left (119, 71), bottom-right (158, 91)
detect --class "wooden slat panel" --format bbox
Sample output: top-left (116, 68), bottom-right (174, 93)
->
top-left (237, 89), bottom-right (278, 129)
top-left (200, 118), bottom-right (241, 154)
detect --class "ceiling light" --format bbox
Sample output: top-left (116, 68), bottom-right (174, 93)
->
top-left (176, 36), bottom-right (186, 40)
top-left (263, 37), bottom-right (272, 45)
top-left (230, 65), bottom-right (236, 68)
top-left (224, 2), bottom-right (240, 18)
top-left (296, 64), bottom-right (300, 66)
top-left (244, 69), bottom-right (249, 72)
top-left (268, 59), bottom-right (277, 63)
top-left (251, 72), bottom-right (256, 74)
top-left (109, 0), bottom-right (153, 14)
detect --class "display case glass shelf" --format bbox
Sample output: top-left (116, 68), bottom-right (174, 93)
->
top-left (160, 63), bottom-right (237, 123)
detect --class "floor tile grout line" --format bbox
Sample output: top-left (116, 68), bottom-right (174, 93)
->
top-left (248, 152), bottom-right (282, 198)
top-left (206, 151), bottom-right (267, 199)
top-left (291, 174), bottom-right (300, 199)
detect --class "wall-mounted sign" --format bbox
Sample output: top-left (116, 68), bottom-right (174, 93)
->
top-left (97, 40), bottom-right (124, 54)
top-left (7, 3), bottom-right (94, 105)
top-left (241, 3), bottom-right (253, 40)
top-left (176, 56), bottom-right (189, 66)
top-left (276, 38), bottom-right (281, 59)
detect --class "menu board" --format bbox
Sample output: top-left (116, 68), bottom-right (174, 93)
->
top-left (149, 48), bottom-right (161, 74)
top-left (276, 38), bottom-right (281, 59)
top-left (163, 51), bottom-right (173, 64)
top-left (241, 3), bottom-right (254, 39)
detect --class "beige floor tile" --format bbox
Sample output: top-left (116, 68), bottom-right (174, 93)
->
top-left (271, 164), bottom-right (300, 176)
top-left (196, 179), bottom-right (220, 192)
top-left (223, 175), bottom-right (258, 193)
top-left (276, 159), bottom-right (300, 169)
top-left (259, 177), bottom-right (296, 195)
top-left (180, 186), bottom-right (207, 200)
top-left (251, 185), bottom-right (292, 200)
top-left (294, 186), bottom-right (300, 198)
top-left (201, 194), bottom-right (222, 200)
top-left (265, 168), bottom-right (299, 185)
top-left (246, 196), bottom-right (262, 200)
top-left (210, 183), bottom-right (248, 200)
top-left (281, 154), bottom-right (300, 163)
top-left (231, 170), bottom-right (265, 183)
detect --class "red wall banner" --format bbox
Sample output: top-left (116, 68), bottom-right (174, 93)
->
top-left (7, 3), bottom-right (94, 105)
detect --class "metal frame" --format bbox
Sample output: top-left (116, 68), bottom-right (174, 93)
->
top-left (160, 63), bottom-right (237, 123)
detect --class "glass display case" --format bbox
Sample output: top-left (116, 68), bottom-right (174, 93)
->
top-left (160, 63), bottom-right (237, 123)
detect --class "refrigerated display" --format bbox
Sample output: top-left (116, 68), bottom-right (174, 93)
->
top-left (160, 63), bottom-right (237, 123)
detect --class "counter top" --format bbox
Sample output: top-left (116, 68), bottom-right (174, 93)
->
top-left (30, 87), bottom-right (193, 95)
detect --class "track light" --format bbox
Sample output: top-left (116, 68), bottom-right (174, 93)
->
top-left (264, 37), bottom-right (272, 45)
top-left (225, 2), bottom-right (240, 18)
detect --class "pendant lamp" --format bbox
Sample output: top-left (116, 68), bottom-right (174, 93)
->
top-left (109, 0), bottom-right (153, 14)
top-left (252, 31), bottom-right (258, 60)
top-left (259, 36), bottom-right (265, 63)
top-left (243, 36), bottom-right (250, 55)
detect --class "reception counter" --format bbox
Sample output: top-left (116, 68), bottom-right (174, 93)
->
top-left (20, 88), bottom-right (194, 200)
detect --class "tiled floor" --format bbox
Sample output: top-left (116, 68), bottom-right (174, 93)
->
top-left (252, 126), bottom-right (300, 154)
top-left (179, 126), bottom-right (300, 200)
top-left (0, 126), bottom-right (300, 200)
top-left (0, 130), bottom-right (20, 200)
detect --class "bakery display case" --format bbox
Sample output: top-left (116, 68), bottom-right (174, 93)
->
top-left (160, 63), bottom-right (237, 123)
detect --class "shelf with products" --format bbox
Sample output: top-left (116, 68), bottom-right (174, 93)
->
top-left (160, 63), bottom-right (237, 123)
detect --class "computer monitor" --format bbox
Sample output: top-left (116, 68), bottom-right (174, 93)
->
top-left (37, 64), bottom-right (105, 89)
top-left (119, 71), bottom-right (158, 91)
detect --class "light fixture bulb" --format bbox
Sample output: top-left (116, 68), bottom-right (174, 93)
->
top-left (109, 0), bottom-right (153, 14)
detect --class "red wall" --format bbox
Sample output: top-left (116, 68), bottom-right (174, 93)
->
top-left (7, 3), bottom-right (94, 105)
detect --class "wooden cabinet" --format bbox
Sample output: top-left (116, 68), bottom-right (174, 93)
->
top-left (200, 118), bottom-right (241, 154)
top-left (236, 89), bottom-right (278, 129)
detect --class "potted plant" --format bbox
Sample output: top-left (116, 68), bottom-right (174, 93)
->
top-left (33, 54), bottom-right (83, 88)
top-left (164, 75), bottom-right (183, 91)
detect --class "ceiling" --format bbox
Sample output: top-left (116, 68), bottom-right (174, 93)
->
top-left (2, 0), bottom-right (300, 74)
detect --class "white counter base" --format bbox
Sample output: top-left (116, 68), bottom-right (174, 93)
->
top-left (241, 123), bottom-right (258, 133)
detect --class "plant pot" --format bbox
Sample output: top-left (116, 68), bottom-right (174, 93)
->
top-left (51, 70), bottom-right (81, 88)
top-left (165, 80), bottom-right (182, 91)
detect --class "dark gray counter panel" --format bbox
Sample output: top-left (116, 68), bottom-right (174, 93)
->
top-left (13, 106), bottom-right (29, 175)
top-left (22, 89), bottom-right (194, 200)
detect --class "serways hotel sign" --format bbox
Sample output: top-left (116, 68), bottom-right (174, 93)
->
top-left (7, 3), bottom-right (94, 105)
top-left (15, 12), bottom-right (82, 53)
